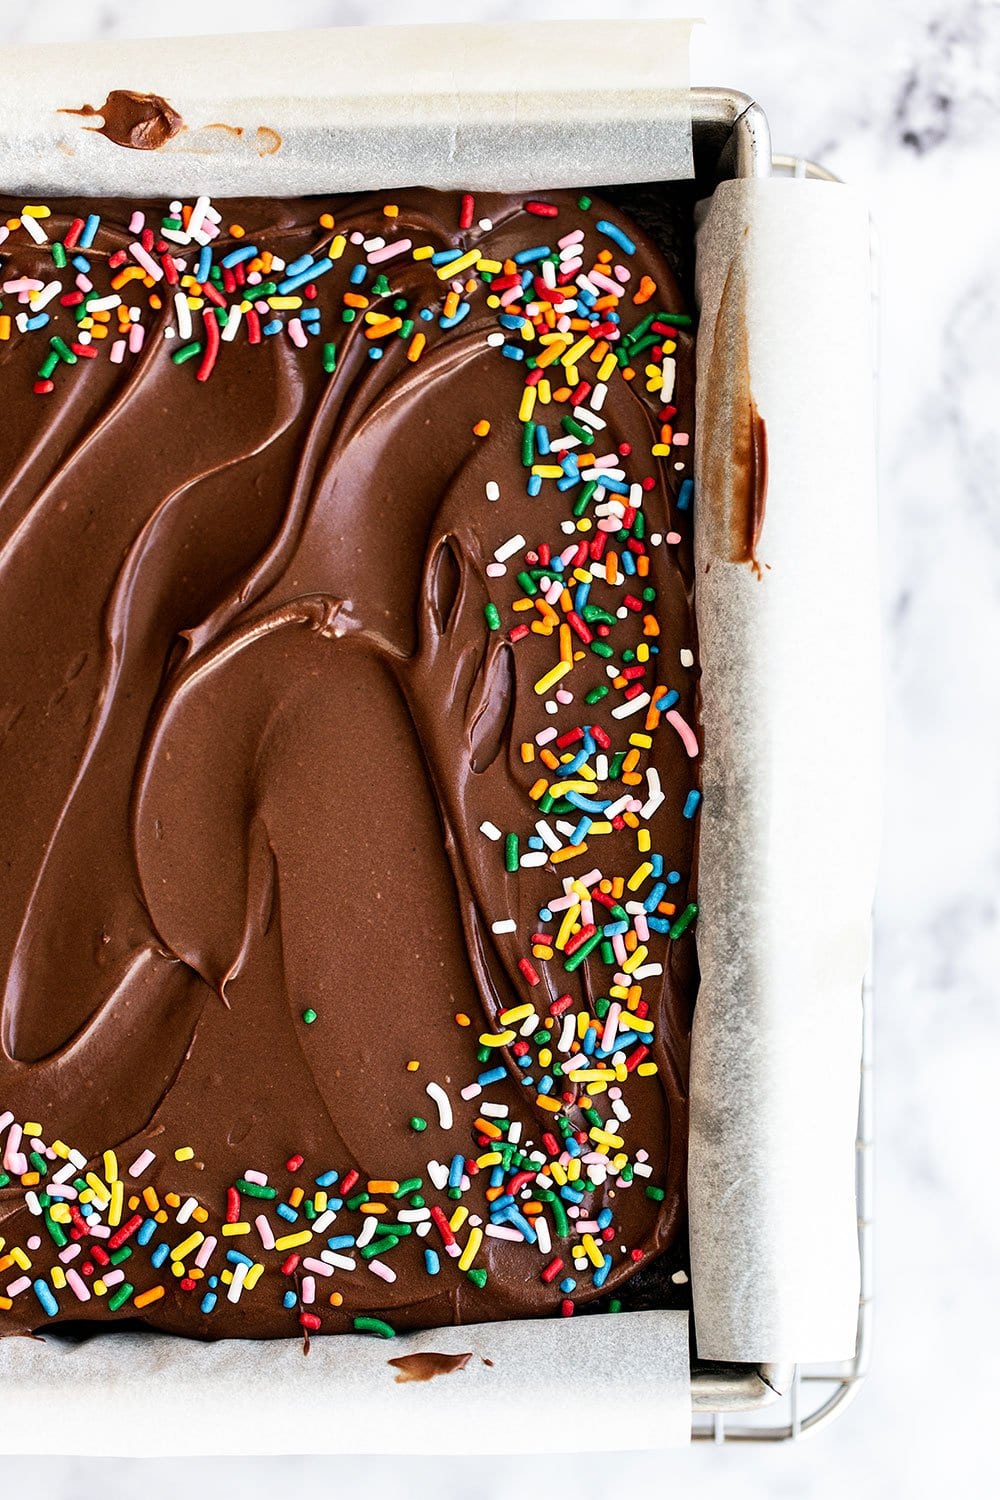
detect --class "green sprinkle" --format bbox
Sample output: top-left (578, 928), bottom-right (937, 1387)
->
top-left (242, 280), bottom-right (277, 303)
top-left (37, 352), bottom-right (59, 380)
top-left (646, 1185), bottom-right (666, 1202)
top-left (322, 342), bottom-right (337, 373)
top-left (599, 940), bottom-right (615, 966)
top-left (562, 415), bottom-right (594, 446)
top-left (52, 242), bottom-right (67, 269)
top-left (394, 1177), bottom-right (423, 1197)
top-left (549, 1196), bottom-right (569, 1237)
top-left (0, 1174), bottom-right (9, 1189)
top-left (353, 1316), bottom-right (396, 1339)
top-left (342, 308), bottom-right (356, 324)
top-left (660, 311), bottom-right (693, 328)
top-left (572, 480), bottom-right (598, 517)
top-left (564, 932), bottom-right (602, 972)
top-left (609, 751), bottom-right (627, 779)
top-left (504, 833), bottom-right (519, 873)
top-left (590, 640), bottom-right (614, 660)
top-left (585, 684), bottom-right (609, 705)
top-left (107, 1282), bottom-right (135, 1312)
top-left (466, 1268), bottom-right (488, 1289)
top-left (669, 902), bottom-right (698, 939)
top-left (608, 1298), bottom-right (623, 1313)
top-left (346, 1192), bottom-right (367, 1211)
top-left (372, 274), bottom-right (391, 296)
top-left (302, 1008), bottom-right (318, 1025)
top-left (44, 1215), bottom-right (68, 1248)
top-left (485, 602), bottom-right (501, 631)
top-left (236, 1179), bottom-right (277, 1200)
top-left (578, 195), bottom-right (592, 211)
top-left (521, 421), bottom-right (536, 467)
top-left (410, 1117), bottom-right (427, 1132)
top-left (171, 341), bottom-right (203, 365)
top-left (360, 1235), bottom-right (400, 1260)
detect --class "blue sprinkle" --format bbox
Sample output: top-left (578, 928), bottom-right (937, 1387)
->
top-left (583, 1026), bottom-right (597, 1057)
top-left (569, 817), bottom-right (591, 846)
top-left (499, 313), bottom-right (526, 330)
top-left (574, 582), bottom-right (591, 613)
top-left (151, 1243), bottom-right (170, 1269)
top-left (520, 1075), bottom-right (534, 1087)
top-left (430, 248), bottom-right (465, 266)
top-left (300, 307), bottom-right (321, 322)
top-left (654, 688), bottom-right (679, 712)
top-left (420, 307), bottom-right (434, 320)
top-left (283, 252), bottom-right (315, 277)
top-left (201, 1291), bottom-right (219, 1314)
top-left (326, 1234), bottom-right (356, 1250)
top-left (527, 474), bottom-right (542, 497)
top-left (513, 245), bottom-right (550, 265)
top-left (368, 346), bottom-right (383, 360)
top-left (683, 790), bottom-right (702, 819)
top-left (539, 907), bottom-right (553, 922)
top-left (596, 219), bottom-right (635, 255)
top-left (647, 917), bottom-right (671, 933)
top-left (276, 259), bottom-right (334, 295)
top-left (562, 750), bottom-right (590, 776)
top-left (33, 1279), bottom-right (58, 1317)
top-left (667, 870), bottom-right (681, 885)
top-left (491, 1195), bottom-right (516, 1214)
top-left (650, 854), bottom-right (664, 878)
top-left (349, 263), bottom-right (367, 285)
top-left (601, 476), bottom-right (630, 496)
top-left (602, 921), bottom-right (629, 938)
top-left (221, 244), bottom-right (259, 269)
top-left (677, 478), bottom-right (694, 511)
top-left (644, 882), bottom-right (668, 913)
top-left (478, 1067), bottom-right (506, 1087)
top-left (424, 1248), bottom-right (440, 1275)
top-left (538, 1076), bottom-right (554, 1096)
top-left (195, 246), bottom-right (212, 284)
top-left (560, 1277), bottom-right (577, 1294)
top-left (262, 318), bottom-right (283, 337)
top-left (72, 255), bottom-right (91, 273)
top-left (535, 426), bottom-right (550, 456)
top-left (528, 836), bottom-right (544, 851)
top-left (79, 213), bottom-right (100, 249)
top-left (593, 1253), bottom-right (613, 1288)
top-left (501, 1208), bottom-right (537, 1244)
top-left (208, 1275), bottom-right (219, 1289)
top-left (489, 1167), bottom-right (505, 1189)
top-left (564, 1138), bottom-right (581, 1158)
top-left (501, 343), bottom-right (525, 361)
top-left (227, 1250), bottom-right (253, 1268)
top-left (439, 302), bottom-right (470, 329)
top-left (276, 1203), bottom-right (298, 1223)
top-left (621, 551), bottom-right (636, 576)
top-left (24, 313), bottom-right (50, 331)
top-left (447, 1154), bottom-right (464, 1190)
top-left (315, 1170), bottom-right (339, 1187)
top-left (560, 1186), bottom-right (584, 1205)
top-left (282, 1290), bottom-right (297, 1310)
top-left (564, 790), bottom-right (611, 814)
top-left (136, 1218), bottom-right (157, 1246)
top-left (597, 1208), bottom-right (613, 1229)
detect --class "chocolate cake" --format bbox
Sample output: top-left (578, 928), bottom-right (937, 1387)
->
top-left (0, 186), bottom-right (699, 1340)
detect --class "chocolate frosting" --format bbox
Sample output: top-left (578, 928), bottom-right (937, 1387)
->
top-left (0, 188), bottom-right (697, 1338)
top-left (60, 90), bottom-right (184, 150)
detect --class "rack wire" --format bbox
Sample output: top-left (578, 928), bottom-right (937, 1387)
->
top-left (685, 93), bottom-right (875, 1441)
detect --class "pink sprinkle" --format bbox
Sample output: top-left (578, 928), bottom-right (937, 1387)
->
top-left (26, 1236), bottom-right (41, 1251)
top-left (129, 1149), bottom-right (156, 1177)
top-left (66, 1269), bottom-right (90, 1302)
top-left (110, 339), bottom-right (126, 365)
top-left (243, 1170), bottom-right (268, 1186)
top-left (255, 1215), bottom-right (275, 1251)
top-left (367, 238), bottom-right (412, 265)
top-left (101, 1268), bottom-right (125, 1289)
top-left (6, 1276), bottom-right (31, 1298)
top-left (302, 1257), bottom-right (332, 1277)
top-left (129, 242), bottom-right (163, 281)
top-left (129, 210), bottom-right (145, 234)
top-left (666, 531), bottom-right (682, 545)
top-left (287, 318), bottom-right (308, 349)
top-left (195, 1235), bottom-right (217, 1269)
top-left (3, 1123), bottom-right (23, 1173)
top-left (555, 689), bottom-right (574, 705)
top-left (128, 323), bottom-right (145, 354)
top-left (301, 1275), bottom-right (315, 1304)
top-left (59, 1244), bottom-right (82, 1264)
top-left (368, 1260), bottom-right (396, 1283)
top-left (672, 432), bottom-right (690, 446)
top-left (558, 229), bottom-right (584, 249)
top-left (665, 708), bottom-right (699, 758)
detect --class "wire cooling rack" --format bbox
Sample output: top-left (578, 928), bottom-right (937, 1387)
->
top-left (685, 93), bottom-right (876, 1441)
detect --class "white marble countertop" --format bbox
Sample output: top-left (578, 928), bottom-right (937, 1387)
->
top-left (2, 1), bottom-right (998, 1495)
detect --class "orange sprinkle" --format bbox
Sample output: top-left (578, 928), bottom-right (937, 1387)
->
top-left (319, 213), bottom-right (335, 230)
top-left (407, 331), bottom-right (426, 362)
top-left (634, 275), bottom-right (656, 304)
top-left (473, 419), bottom-right (491, 437)
top-left (133, 1286), bottom-right (165, 1310)
top-left (229, 224), bottom-right (246, 238)
top-left (455, 1012), bottom-right (471, 1027)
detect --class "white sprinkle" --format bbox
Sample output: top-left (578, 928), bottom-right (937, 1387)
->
top-left (186, 195), bottom-right (212, 242)
top-left (535, 1214), bottom-right (552, 1255)
top-left (494, 532), bottom-right (526, 564)
top-left (535, 820), bottom-right (562, 852)
top-left (478, 218), bottom-right (494, 231)
top-left (611, 692), bottom-right (650, 720)
top-left (221, 304), bottom-right (243, 342)
top-left (87, 294), bottom-right (122, 313)
top-left (672, 1269), bottom-right (690, 1285)
top-left (485, 481), bottom-right (501, 502)
top-left (507, 1122), bottom-right (522, 1145)
top-left (226, 1260), bottom-right (249, 1303)
top-left (641, 767), bottom-right (665, 819)
top-left (356, 1216), bottom-right (379, 1249)
top-left (310, 1210), bottom-right (337, 1236)
top-left (491, 919), bottom-right (517, 935)
top-left (680, 648), bottom-right (694, 667)
top-left (480, 1102), bottom-right (509, 1119)
top-left (425, 1081), bottom-right (453, 1130)
top-left (175, 1196), bottom-right (199, 1225)
top-left (487, 331), bottom-right (505, 347)
top-left (20, 214), bottom-right (46, 244)
top-left (519, 851), bottom-right (548, 868)
top-left (174, 292), bottom-right (193, 341)
top-left (632, 962), bottom-right (664, 981)
top-left (480, 821), bottom-right (502, 841)
top-left (322, 1250), bottom-right (356, 1271)
top-left (427, 1160), bottom-right (449, 1191)
top-left (397, 1207), bottom-right (431, 1222)
top-left (30, 280), bottom-right (62, 311)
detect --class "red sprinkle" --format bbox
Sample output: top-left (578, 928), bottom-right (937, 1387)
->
top-left (108, 1214), bottom-right (143, 1250)
top-left (286, 1154), bottom-right (304, 1173)
top-left (518, 957), bottom-right (541, 987)
top-left (541, 1257), bottom-right (564, 1283)
top-left (196, 308), bottom-right (220, 382)
top-left (524, 200), bottom-right (559, 217)
top-left (299, 1312), bottom-right (322, 1331)
top-left (459, 194), bottom-right (475, 230)
top-left (340, 1169), bottom-right (360, 1196)
top-left (63, 217), bottom-right (84, 250)
top-left (225, 1187), bottom-right (241, 1224)
top-left (560, 1299), bottom-right (575, 1317)
top-left (430, 1205), bottom-right (456, 1248)
top-left (281, 1254), bottom-right (301, 1276)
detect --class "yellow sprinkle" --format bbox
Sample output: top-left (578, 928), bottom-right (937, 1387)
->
top-left (479, 1029), bottom-right (516, 1048)
top-left (108, 1180), bottom-right (124, 1228)
top-left (412, 244), bottom-right (436, 260)
top-left (534, 660), bottom-right (572, 695)
top-left (620, 1013), bottom-right (654, 1033)
top-left (21, 205), bottom-right (51, 219)
top-left (458, 1226), bottom-right (484, 1272)
top-left (49, 1205), bottom-right (72, 1224)
top-left (170, 1232), bottom-right (204, 1263)
top-left (582, 1233), bottom-right (605, 1268)
top-left (327, 234), bottom-right (347, 260)
top-left (476, 1152), bottom-right (503, 1168)
top-left (478, 259), bottom-right (503, 273)
top-left (436, 249), bottom-right (480, 281)
top-left (637, 1062), bottom-right (659, 1076)
top-left (12, 1247), bottom-right (32, 1271)
top-left (244, 1263), bottom-right (265, 1291)
top-left (455, 1012), bottom-right (471, 1027)
top-left (134, 1286), bottom-right (165, 1309)
top-left (50, 1266), bottom-right (66, 1290)
top-left (406, 1059), bottom-right (420, 1071)
top-left (273, 1231), bottom-right (313, 1252)
top-left (555, 904), bottom-right (581, 952)
top-left (627, 862), bottom-right (654, 892)
top-left (637, 828), bottom-right (651, 853)
top-left (499, 1003), bottom-right (534, 1025)
top-left (315, 1192), bottom-right (328, 1213)
top-left (449, 1206), bottom-right (469, 1233)
top-left (102, 1150), bottom-right (118, 1183)
top-left (268, 296), bottom-right (303, 310)
top-left (222, 1222), bottom-right (251, 1237)
top-left (518, 386), bottom-right (537, 423)
top-left (174, 1147), bottom-right (194, 1162)
top-left (622, 945), bottom-right (649, 974)
top-left (93, 1279), bottom-right (108, 1297)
